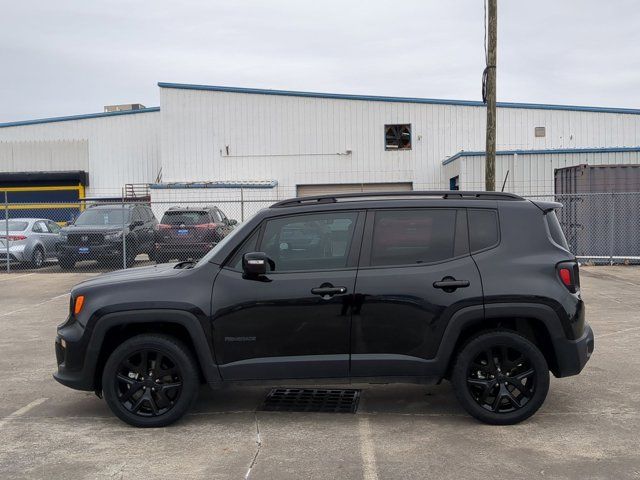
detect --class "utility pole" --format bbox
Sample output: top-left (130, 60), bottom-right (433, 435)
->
top-left (484, 0), bottom-right (497, 191)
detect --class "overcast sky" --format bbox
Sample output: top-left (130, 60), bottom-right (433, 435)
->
top-left (1, 0), bottom-right (639, 122)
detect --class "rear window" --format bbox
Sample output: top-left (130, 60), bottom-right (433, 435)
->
top-left (4, 221), bottom-right (28, 231)
top-left (161, 211), bottom-right (210, 225)
top-left (546, 210), bottom-right (569, 250)
top-left (468, 209), bottom-right (499, 252)
top-left (370, 209), bottom-right (457, 266)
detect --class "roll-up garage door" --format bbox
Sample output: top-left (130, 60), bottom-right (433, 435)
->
top-left (296, 182), bottom-right (413, 197)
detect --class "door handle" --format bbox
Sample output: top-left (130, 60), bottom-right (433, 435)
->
top-left (311, 283), bottom-right (347, 298)
top-left (433, 276), bottom-right (470, 293)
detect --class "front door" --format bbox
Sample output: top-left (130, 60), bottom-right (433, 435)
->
top-left (350, 207), bottom-right (483, 378)
top-left (211, 210), bottom-right (364, 381)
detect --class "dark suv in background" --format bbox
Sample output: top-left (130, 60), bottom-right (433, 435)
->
top-left (154, 206), bottom-right (236, 263)
top-left (54, 191), bottom-right (593, 427)
top-left (57, 204), bottom-right (157, 269)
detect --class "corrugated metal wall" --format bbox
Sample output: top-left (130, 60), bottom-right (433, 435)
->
top-left (159, 86), bottom-right (640, 197)
top-left (0, 111), bottom-right (160, 197)
top-left (454, 150), bottom-right (640, 196)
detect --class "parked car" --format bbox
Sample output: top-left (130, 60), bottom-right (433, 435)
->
top-left (54, 191), bottom-right (593, 427)
top-left (154, 206), bottom-right (236, 263)
top-left (0, 218), bottom-right (62, 268)
top-left (57, 204), bottom-right (157, 269)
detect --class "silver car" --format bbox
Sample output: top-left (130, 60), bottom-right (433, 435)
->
top-left (0, 218), bottom-right (62, 268)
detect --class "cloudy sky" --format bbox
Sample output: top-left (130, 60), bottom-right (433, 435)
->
top-left (1, 0), bottom-right (639, 122)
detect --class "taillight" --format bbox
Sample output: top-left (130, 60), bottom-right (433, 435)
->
top-left (1, 235), bottom-right (27, 241)
top-left (557, 261), bottom-right (580, 293)
top-left (195, 223), bottom-right (219, 230)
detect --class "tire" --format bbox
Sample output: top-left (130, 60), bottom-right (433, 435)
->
top-left (102, 334), bottom-right (199, 428)
top-left (451, 330), bottom-right (549, 425)
top-left (30, 247), bottom-right (45, 269)
top-left (58, 256), bottom-right (76, 270)
top-left (124, 243), bottom-right (137, 268)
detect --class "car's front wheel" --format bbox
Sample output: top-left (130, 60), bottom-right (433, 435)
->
top-left (102, 334), bottom-right (199, 428)
top-left (451, 330), bottom-right (549, 425)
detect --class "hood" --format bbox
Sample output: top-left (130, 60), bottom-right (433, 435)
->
top-left (73, 262), bottom-right (182, 290)
top-left (61, 224), bottom-right (126, 234)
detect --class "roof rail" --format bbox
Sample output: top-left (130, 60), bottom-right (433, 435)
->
top-left (270, 190), bottom-right (524, 208)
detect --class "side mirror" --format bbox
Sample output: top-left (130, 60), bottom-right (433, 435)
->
top-left (242, 252), bottom-right (270, 276)
top-left (229, 219), bottom-right (238, 226)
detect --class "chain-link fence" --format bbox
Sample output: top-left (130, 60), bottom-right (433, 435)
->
top-left (0, 197), bottom-right (273, 273)
top-left (2, 192), bottom-right (639, 273)
top-left (524, 192), bottom-right (640, 264)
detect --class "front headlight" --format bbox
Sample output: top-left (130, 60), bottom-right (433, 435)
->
top-left (104, 231), bottom-right (123, 241)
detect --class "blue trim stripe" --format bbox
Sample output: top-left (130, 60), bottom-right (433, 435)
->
top-left (150, 180), bottom-right (278, 189)
top-left (158, 82), bottom-right (640, 115)
top-left (0, 107), bottom-right (160, 128)
top-left (442, 146), bottom-right (640, 165)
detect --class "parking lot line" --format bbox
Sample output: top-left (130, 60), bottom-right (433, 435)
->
top-left (0, 292), bottom-right (69, 318)
top-left (358, 416), bottom-right (379, 480)
top-left (0, 398), bottom-right (48, 430)
top-left (0, 273), bottom-right (34, 282)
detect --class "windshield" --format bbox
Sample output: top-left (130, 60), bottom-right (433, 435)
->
top-left (161, 211), bottom-right (209, 225)
top-left (74, 209), bottom-right (130, 226)
top-left (3, 221), bottom-right (29, 231)
top-left (195, 222), bottom-right (247, 267)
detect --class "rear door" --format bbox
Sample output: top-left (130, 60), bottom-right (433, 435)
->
top-left (350, 207), bottom-right (483, 378)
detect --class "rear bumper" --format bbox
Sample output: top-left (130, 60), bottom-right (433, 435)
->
top-left (554, 323), bottom-right (595, 377)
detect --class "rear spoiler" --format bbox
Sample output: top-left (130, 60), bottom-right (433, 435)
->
top-left (530, 200), bottom-right (563, 213)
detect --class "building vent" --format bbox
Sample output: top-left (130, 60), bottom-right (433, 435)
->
top-left (104, 103), bottom-right (146, 112)
top-left (535, 126), bottom-right (546, 138)
top-left (385, 124), bottom-right (412, 150)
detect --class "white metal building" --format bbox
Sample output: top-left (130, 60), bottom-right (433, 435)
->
top-left (2, 81), bottom-right (640, 201)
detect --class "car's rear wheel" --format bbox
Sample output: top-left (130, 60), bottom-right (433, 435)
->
top-left (451, 330), bottom-right (549, 425)
top-left (30, 247), bottom-right (45, 269)
top-left (58, 256), bottom-right (76, 270)
top-left (102, 334), bottom-right (199, 428)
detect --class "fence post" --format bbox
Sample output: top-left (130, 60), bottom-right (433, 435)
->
top-left (609, 192), bottom-right (615, 266)
top-left (240, 187), bottom-right (245, 222)
top-left (122, 199), bottom-right (127, 269)
top-left (4, 191), bottom-right (9, 273)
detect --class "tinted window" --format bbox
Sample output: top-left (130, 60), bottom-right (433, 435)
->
top-left (370, 209), bottom-right (457, 266)
top-left (75, 209), bottom-right (130, 226)
top-left (33, 221), bottom-right (48, 233)
top-left (227, 228), bottom-right (260, 270)
top-left (47, 221), bottom-right (61, 233)
top-left (546, 210), bottom-right (569, 250)
top-left (161, 211), bottom-right (210, 225)
top-left (468, 209), bottom-right (499, 252)
top-left (4, 221), bottom-right (28, 231)
top-left (261, 212), bottom-right (358, 272)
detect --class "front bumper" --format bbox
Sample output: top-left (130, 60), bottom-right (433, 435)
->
top-left (554, 324), bottom-right (595, 377)
top-left (53, 319), bottom-right (94, 391)
top-left (57, 243), bottom-right (122, 260)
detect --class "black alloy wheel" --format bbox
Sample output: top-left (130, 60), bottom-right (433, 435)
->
top-left (102, 335), bottom-right (199, 427)
top-left (115, 349), bottom-right (183, 417)
top-left (451, 331), bottom-right (549, 425)
top-left (466, 346), bottom-right (535, 413)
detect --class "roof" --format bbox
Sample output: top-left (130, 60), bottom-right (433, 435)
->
top-left (150, 180), bottom-right (278, 189)
top-left (442, 146), bottom-right (640, 165)
top-left (0, 107), bottom-right (160, 129)
top-left (158, 82), bottom-right (640, 115)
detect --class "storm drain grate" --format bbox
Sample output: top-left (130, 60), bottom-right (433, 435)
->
top-left (261, 388), bottom-right (361, 413)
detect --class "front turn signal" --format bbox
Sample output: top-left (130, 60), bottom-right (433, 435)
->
top-left (74, 295), bottom-right (85, 315)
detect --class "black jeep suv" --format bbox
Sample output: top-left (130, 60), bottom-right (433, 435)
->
top-left (54, 191), bottom-right (594, 427)
top-left (57, 204), bottom-right (158, 269)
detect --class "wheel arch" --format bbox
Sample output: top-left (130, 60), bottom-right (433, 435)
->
top-left (439, 303), bottom-right (565, 378)
top-left (88, 309), bottom-right (221, 393)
